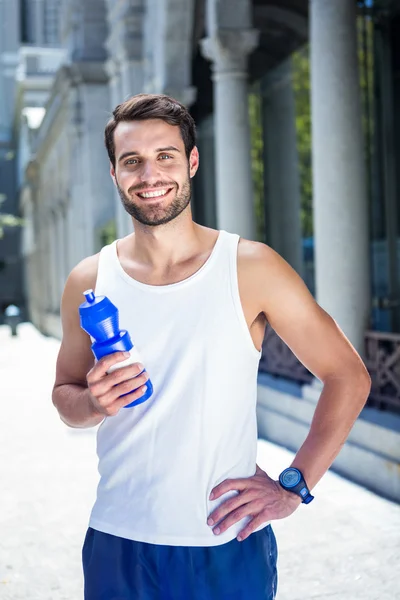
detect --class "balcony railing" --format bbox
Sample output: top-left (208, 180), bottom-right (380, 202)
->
top-left (16, 46), bottom-right (66, 81)
top-left (259, 326), bottom-right (400, 413)
top-left (259, 326), bottom-right (313, 384)
top-left (364, 330), bottom-right (400, 412)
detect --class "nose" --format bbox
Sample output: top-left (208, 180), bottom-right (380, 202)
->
top-left (139, 159), bottom-right (160, 182)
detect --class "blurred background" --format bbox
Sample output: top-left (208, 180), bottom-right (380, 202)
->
top-left (0, 1), bottom-right (399, 598)
top-left (0, 0), bottom-right (399, 592)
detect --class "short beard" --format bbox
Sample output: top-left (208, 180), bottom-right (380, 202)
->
top-left (116, 175), bottom-right (192, 227)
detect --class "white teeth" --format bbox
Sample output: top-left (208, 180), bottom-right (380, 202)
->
top-left (139, 189), bottom-right (168, 198)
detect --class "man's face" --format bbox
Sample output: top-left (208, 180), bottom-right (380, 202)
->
top-left (110, 119), bottom-right (199, 227)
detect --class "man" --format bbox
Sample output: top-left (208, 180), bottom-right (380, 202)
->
top-left (52, 94), bottom-right (371, 599)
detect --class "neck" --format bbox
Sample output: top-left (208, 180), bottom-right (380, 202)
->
top-left (126, 208), bottom-right (204, 269)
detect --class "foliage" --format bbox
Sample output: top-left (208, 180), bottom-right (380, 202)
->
top-left (292, 46), bottom-right (313, 238)
top-left (249, 91), bottom-right (265, 242)
top-left (249, 13), bottom-right (374, 242)
top-left (248, 51), bottom-right (314, 241)
top-left (98, 218), bottom-right (117, 248)
top-left (0, 197), bottom-right (23, 239)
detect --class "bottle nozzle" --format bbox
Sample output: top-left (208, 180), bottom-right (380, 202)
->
top-left (83, 289), bottom-right (96, 304)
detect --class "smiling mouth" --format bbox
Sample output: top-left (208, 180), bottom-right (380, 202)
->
top-left (136, 188), bottom-right (174, 199)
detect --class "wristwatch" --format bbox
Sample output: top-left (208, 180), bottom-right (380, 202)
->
top-left (278, 467), bottom-right (314, 504)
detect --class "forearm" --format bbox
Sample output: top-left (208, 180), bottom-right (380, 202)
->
top-left (291, 373), bottom-right (371, 490)
top-left (52, 383), bottom-right (104, 429)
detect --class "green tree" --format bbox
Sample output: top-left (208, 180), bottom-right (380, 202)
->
top-left (250, 12), bottom-right (373, 244)
top-left (249, 90), bottom-right (265, 242)
top-left (292, 46), bottom-right (313, 238)
top-left (249, 53), bottom-right (313, 242)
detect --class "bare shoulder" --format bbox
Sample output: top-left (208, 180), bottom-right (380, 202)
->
top-left (238, 238), bottom-right (369, 382)
top-left (237, 238), bottom-right (309, 313)
top-left (237, 237), bottom-right (319, 318)
top-left (62, 253), bottom-right (100, 307)
top-left (237, 238), bottom-right (293, 275)
top-left (66, 253), bottom-right (100, 290)
top-left (61, 253), bottom-right (101, 336)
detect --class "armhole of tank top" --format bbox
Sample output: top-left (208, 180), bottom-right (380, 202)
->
top-left (94, 240), bottom-right (117, 295)
top-left (228, 234), bottom-right (262, 360)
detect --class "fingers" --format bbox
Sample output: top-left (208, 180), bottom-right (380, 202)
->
top-left (88, 360), bottom-right (144, 398)
top-left (87, 351), bottom-right (130, 380)
top-left (207, 479), bottom-right (300, 541)
top-left (207, 491), bottom-right (268, 540)
top-left (207, 470), bottom-right (277, 539)
top-left (209, 478), bottom-right (248, 500)
top-left (237, 514), bottom-right (269, 542)
top-left (88, 373), bottom-right (149, 416)
top-left (208, 500), bottom-right (255, 536)
top-left (210, 468), bottom-right (273, 501)
top-left (86, 353), bottom-right (150, 417)
top-left (207, 491), bottom-right (248, 526)
top-left (208, 492), bottom-right (265, 535)
top-left (102, 370), bottom-right (149, 404)
top-left (107, 383), bottom-right (149, 415)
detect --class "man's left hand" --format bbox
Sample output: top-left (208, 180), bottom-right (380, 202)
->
top-left (207, 464), bottom-right (302, 541)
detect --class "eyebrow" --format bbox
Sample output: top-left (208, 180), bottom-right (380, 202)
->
top-left (118, 146), bottom-right (181, 162)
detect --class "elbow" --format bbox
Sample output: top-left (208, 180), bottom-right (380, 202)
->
top-left (356, 359), bottom-right (372, 398)
top-left (52, 384), bottom-right (70, 422)
top-left (325, 361), bottom-right (372, 399)
top-left (352, 367), bottom-right (372, 416)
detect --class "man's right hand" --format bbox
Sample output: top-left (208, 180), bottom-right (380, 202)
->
top-left (86, 352), bottom-right (149, 417)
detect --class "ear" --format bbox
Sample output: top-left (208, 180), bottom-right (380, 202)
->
top-left (110, 163), bottom-right (117, 186)
top-left (189, 146), bottom-right (199, 178)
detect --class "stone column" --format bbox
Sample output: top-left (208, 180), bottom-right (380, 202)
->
top-left (116, 57), bottom-right (137, 238)
top-left (261, 59), bottom-right (303, 276)
top-left (201, 8), bottom-right (258, 238)
top-left (36, 219), bottom-right (46, 329)
top-left (69, 120), bottom-right (90, 262)
top-left (194, 114), bottom-right (217, 228)
top-left (105, 0), bottom-right (144, 240)
top-left (56, 208), bottom-right (66, 302)
top-left (105, 58), bottom-right (133, 239)
top-left (62, 202), bottom-right (70, 276)
top-left (311, 0), bottom-right (370, 355)
top-left (120, 60), bottom-right (141, 100)
top-left (40, 211), bottom-right (51, 317)
top-left (47, 212), bottom-right (58, 313)
top-left (66, 197), bottom-right (76, 270)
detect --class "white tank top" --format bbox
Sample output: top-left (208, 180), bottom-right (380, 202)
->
top-left (89, 230), bottom-right (268, 546)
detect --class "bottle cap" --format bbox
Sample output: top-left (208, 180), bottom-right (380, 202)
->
top-left (79, 288), bottom-right (119, 341)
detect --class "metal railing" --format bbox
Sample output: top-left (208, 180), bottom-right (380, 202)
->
top-left (259, 325), bottom-right (400, 413)
top-left (259, 325), bottom-right (313, 384)
top-left (364, 330), bottom-right (400, 412)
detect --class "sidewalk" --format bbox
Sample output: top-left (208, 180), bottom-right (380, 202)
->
top-left (0, 323), bottom-right (399, 600)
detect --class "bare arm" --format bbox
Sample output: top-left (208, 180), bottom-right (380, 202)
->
top-left (207, 242), bottom-right (371, 540)
top-left (52, 255), bottom-right (149, 428)
top-left (254, 243), bottom-right (371, 489)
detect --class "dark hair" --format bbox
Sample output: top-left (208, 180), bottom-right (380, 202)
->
top-left (104, 93), bottom-right (197, 167)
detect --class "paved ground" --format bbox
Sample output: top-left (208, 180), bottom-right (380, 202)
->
top-left (0, 323), bottom-right (399, 600)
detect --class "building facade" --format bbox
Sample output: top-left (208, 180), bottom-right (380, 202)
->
top-left (0, 0), bottom-right (24, 319)
top-left (0, 0), bottom-right (64, 320)
top-left (3, 0), bottom-right (400, 499)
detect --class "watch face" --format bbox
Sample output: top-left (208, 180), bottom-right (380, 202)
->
top-left (281, 468), bottom-right (301, 488)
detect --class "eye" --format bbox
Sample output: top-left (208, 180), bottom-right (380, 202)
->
top-left (159, 154), bottom-right (172, 160)
top-left (125, 158), bottom-right (139, 165)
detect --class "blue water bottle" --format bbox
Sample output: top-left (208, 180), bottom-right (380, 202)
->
top-left (79, 289), bottom-right (153, 408)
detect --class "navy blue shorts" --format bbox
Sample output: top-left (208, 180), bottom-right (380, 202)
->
top-left (82, 525), bottom-right (278, 599)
